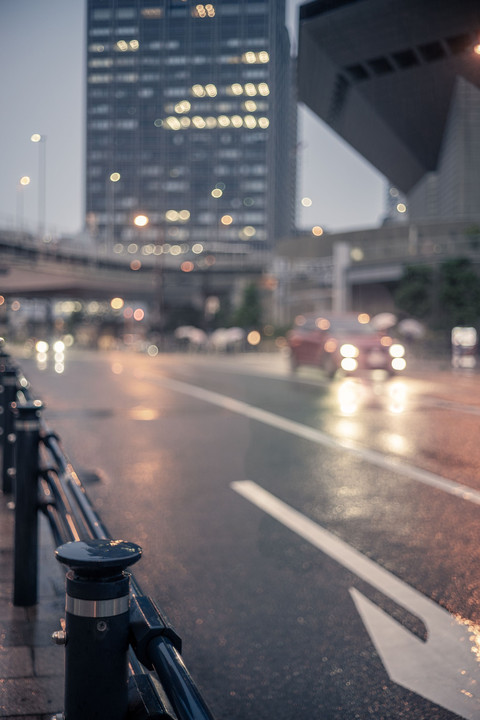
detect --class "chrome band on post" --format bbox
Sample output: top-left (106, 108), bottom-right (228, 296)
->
top-left (66, 595), bottom-right (129, 617)
top-left (15, 419), bottom-right (41, 431)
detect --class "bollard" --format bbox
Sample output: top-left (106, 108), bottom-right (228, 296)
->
top-left (1, 365), bottom-right (18, 494)
top-left (13, 401), bottom-right (43, 606)
top-left (0, 342), bottom-right (9, 447)
top-left (55, 539), bottom-right (142, 720)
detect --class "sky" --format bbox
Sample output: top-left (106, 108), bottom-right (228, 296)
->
top-left (0, 0), bottom-right (386, 239)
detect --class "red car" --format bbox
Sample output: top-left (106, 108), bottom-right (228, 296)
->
top-left (287, 312), bottom-right (406, 377)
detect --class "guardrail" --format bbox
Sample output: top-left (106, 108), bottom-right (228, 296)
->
top-left (0, 345), bottom-right (216, 720)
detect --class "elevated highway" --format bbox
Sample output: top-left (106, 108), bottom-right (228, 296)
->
top-left (0, 230), bottom-right (265, 303)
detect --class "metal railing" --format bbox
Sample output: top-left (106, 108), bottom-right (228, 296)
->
top-left (0, 345), bottom-right (216, 720)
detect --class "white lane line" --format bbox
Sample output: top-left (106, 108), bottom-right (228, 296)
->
top-left (230, 480), bottom-right (435, 613)
top-left (231, 481), bottom-right (480, 720)
top-left (147, 375), bottom-right (480, 506)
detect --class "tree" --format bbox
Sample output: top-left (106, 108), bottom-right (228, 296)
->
top-left (394, 264), bottom-right (433, 320)
top-left (438, 258), bottom-right (480, 329)
top-left (230, 282), bottom-right (262, 328)
top-left (394, 258), bottom-right (480, 333)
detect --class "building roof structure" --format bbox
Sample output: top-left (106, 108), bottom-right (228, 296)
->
top-left (298, 0), bottom-right (480, 195)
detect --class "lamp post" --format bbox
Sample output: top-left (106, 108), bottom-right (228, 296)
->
top-left (16, 176), bottom-right (31, 236)
top-left (30, 134), bottom-right (47, 242)
top-left (107, 172), bottom-right (121, 254)
top-left (134, 214), bottom-right (165, 346)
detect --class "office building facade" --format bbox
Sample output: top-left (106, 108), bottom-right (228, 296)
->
top-left (85, 0), bottom-right (296, 263)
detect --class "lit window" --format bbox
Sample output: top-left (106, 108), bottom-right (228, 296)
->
top-left (192, 84), bottom-right (206, 97)
top-left (88, 74), bottom-right (113, 83)
top-left (218, 115), bottom-right (230, 127)
top-left (205, 83), bottom-right (217, 97)
top-left (165, 116), bottom-right (181, 130)
top-left (243, 51), bottom-right (256, 64)
top-left (115, 73), bottom-right (139, 82)
top-left (174, 100), bottom-right (191, 113)
top-left (141, 8), bottom-right (164, 18)
top-left (116, 119), bottom-right (138, 129)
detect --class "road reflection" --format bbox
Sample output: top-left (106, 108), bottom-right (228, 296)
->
top-left (336, 376), bottom-right (408, 416)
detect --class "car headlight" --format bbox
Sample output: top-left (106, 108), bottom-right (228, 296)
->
top-left (389, 343), bottom-right (405, 358)
top-left (340, 343), bottom-right (359, 358)
top-left (35, 340), bottom-right (49, 354)
top-left (341, 357), bottom-right (358, 372)
top-left (391, 357), bottom-right (406, 371)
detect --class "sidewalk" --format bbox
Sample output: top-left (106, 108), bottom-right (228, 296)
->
top-left (0, 493), bottom-right (65, 719)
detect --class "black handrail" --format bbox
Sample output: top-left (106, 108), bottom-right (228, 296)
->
top-left (0, 348), bottom-right (216, 720)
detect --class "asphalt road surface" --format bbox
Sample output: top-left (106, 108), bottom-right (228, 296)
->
top-left (16, 348), bottom-right (480, 720)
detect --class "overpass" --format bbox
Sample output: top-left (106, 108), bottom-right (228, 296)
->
top-left (274, 219), bottom-right (480, 320)
top-left (0, 230), bottom-right (265, 304)
top-left (4, 221), bottom-right (480, 325)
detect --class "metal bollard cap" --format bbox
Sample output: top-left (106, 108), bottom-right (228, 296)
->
top-left (55, 539), bottom-right (142, 578)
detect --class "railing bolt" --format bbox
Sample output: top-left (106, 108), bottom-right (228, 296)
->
top-left (55, 538), bottom-right (142, 720)
top-left (52, 630), bottom-right (67, 645)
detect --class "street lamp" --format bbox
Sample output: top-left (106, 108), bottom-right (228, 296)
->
top-left (30, 133), bottom-right (47, 241)
top-left (133, 214), bottom-right (149, 228)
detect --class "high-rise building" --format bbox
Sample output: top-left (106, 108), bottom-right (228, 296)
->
top-left (85, 0), bottom-right (296, 265)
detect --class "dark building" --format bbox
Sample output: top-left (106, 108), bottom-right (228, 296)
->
top-left (85, 0), bottom-right (296, 265)
top-left (298, 0), bottom-right (480, 224)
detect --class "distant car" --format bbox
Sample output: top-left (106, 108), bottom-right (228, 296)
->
top-left (287, 312), bottom-right (406, 377)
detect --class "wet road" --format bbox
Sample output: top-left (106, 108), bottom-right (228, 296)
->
top-left (17, 349), bottom-right (480, 719)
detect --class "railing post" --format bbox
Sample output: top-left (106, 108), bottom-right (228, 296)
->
top-left (1, 365), bottom-right (18, 494)
top-left (13, 400), bottom-right (43, 606)
top-left (0, 340), bottom-right (9, 447)
top-left (54, 539), bottom-right (142, 720)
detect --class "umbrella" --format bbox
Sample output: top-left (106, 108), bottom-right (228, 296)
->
top-left (370, 312), bottom-right (397, 331)
top-left (224, 327), bottom-right (245, 342)
top-left (397, 318), bottom-right (426, 339)
top-left (174, 326), bottom-right (207, 345)
top-left (174, 326), bottom-right (197, 339)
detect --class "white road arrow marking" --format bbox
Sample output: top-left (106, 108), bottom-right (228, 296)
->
top-left (231, 480), bottom-right (480, 718)
top-left (350, 589), bottom-right (479, 719)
